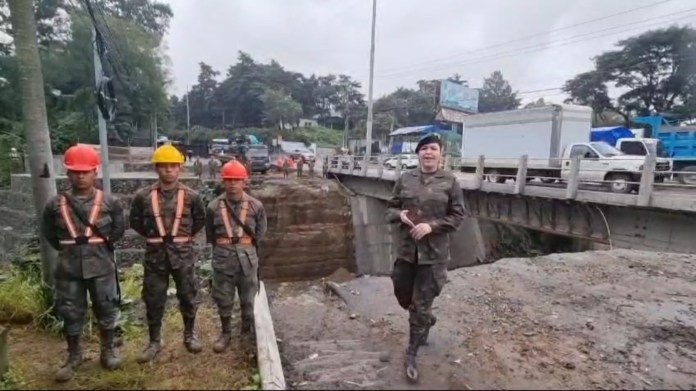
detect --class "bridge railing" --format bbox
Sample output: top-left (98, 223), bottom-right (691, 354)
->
top-left (328, 153), bottom-right (696, 208)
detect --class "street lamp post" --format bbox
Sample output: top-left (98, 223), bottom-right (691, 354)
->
top-left (362, 0), bottom-right (377, 175)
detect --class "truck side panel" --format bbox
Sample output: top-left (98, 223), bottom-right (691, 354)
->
top-left (461, 106), bottom-right (556, 168)
top-left (460, 104), bottom-right (592, 169)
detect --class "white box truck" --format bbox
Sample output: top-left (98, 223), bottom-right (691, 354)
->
top-left (459, 104), bottom-right (670, 193)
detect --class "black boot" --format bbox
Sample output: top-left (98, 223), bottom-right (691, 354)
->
top-left (183, 316), bottom-right (203, 354)
top-left (419, 315), bottom-right (437, 346)
top-left (136, 324), bottom-right (161, 364)
top-left (213, 316), bottom-right (232, 353)
top-left (99, 328), bottom-right (122, 370)
top-left (405, 329), bottom-right (420, 383)
top-left (240, 311), bottom-right (255, 337)
top-left (55, 335), bottom-right (82, 383)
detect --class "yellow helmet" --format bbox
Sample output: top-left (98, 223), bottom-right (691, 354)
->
top-left (152, 144), bottom-right (185, 164)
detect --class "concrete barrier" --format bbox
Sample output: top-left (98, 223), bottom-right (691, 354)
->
top-left (254, 282), bottom-right (286, 390)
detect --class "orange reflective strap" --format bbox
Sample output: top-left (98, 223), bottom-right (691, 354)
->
top-left (59, 196), bottom-right (79, 239)
top-left (171, 189), bottom-right (185, 237)
top-left (84, 190), bottom-right (104, 238)
top-left (149, 189), bottom-right (167, 237)
top-left (218, 195), bottom-right (250, 241)
top-left (58, 190), bottom-right (105, 245)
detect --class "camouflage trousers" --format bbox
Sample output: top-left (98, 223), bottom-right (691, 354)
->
top-left (390, 259), bottom-right (447, 339)
top-left (211, 246), bottom-right (258, 329)
top-left (142, 255), bottom-right (199, 327)
top-left (54, 274), bottom-right (120, 336)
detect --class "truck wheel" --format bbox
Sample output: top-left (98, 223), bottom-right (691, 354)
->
top-left (677, 166), bottom-right (696, 185)
top-left (606, 173), bottom-right (634, 194)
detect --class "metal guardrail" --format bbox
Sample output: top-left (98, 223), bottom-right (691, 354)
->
top-left (328, 153), bottom-right (696, 212)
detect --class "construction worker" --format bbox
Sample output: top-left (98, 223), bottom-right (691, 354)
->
top-left (41, 144), bottom-right (126, 382)
top-left (129, 144), bottom-right (207, 363)
top-left (385, 133), bottom-right (467, 383)
top-left (308, 158), bottom-right (315, 178)
top-left (282, 156), bottom-right (289, 179)
top-left (297, 155), bottom-right (304, 177)
top-left (193, 157), bottom-right (203, 181)
top-left (205, 160), bottom-right (267, 353)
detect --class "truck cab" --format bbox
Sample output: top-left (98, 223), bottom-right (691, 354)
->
top-left (615, 138), bottom-right (672, 172)
top-left (560, 142), bottom-right (670, 193)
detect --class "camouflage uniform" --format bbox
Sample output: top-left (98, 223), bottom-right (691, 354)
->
top-left (129, 183), bottom-right (206, 361)
top-left (205, 192), bottom-right (267, 352)
top-left (386, 169), bottom-right (467, 363)
top-left (41, 189), bottom-right (126, 380)
top-left (297, 158), bottom-right (304, 177)
top-left (308, 159), bottom-right (315, 178)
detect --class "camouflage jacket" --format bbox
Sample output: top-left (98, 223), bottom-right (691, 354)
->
top-left (129, 182), bottom-right (206, 269)
top-left (205, 192), bottom-right (267, 276)
top-left (41, 189), bottom-right (126, 280)
top-left (386, 169), bottom-right (468, 265)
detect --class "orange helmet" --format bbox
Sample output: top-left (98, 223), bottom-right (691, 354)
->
top-left (220, 160), bottom-right (248, 180)
top-left (64, 144), bottom-right (100, 171)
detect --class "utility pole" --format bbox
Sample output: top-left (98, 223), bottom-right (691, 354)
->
top-left (8, 0), bottom-right (58, 287)
top-left (92, 26), bottom-right (111, 195)
top-left (363, 0), bottom-right (377, 174)
top-left (186, 85), bottom-right (191, 144)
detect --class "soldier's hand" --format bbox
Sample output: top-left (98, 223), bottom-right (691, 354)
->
top-left (410, 223), bottom-right (432, 240)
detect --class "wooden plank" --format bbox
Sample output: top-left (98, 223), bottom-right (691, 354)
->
top-left (254, 282), bottom-right (286, 390)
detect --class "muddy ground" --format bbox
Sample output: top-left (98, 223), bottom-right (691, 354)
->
top-left (269, 249), bottom-right (696, 390)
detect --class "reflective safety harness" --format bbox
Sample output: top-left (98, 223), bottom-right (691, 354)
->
top-left (217, 196), bottom-right (252, 245)
top-left (145, 187), bottom-right (191, 244)
top-left (59, 190), bottom-right (105, 245)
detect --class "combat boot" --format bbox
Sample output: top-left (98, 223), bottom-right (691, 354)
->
top-left (55, 335), bottom-right (82, 383)
top-left (240, 312), bottom-right (255, 337)
top-left (404, 329), bottom-right (420, 384)
top-left (136, 324), bottom-right (161, 364)
top-left (183, 316), bottom-right (203, 354)
top-left (213, 316), bottom-right (232, 353)
top-left (99, 328), bottom-right (122, 370)
top-left (419, 315), bottom-right (437, 346)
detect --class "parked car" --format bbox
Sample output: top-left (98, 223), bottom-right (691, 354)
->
top-left (384, 154), bottom-right (419, 169)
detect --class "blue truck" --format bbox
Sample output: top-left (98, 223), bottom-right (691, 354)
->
top-left (632, 116), bottom-right (696, 185)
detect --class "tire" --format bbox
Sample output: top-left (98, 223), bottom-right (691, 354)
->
top-left (677, 165), bottom-right (696, 185)
top-left (606, 173), bottom-right (634, 194)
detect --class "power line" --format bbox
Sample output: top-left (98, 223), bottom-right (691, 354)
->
top-left (379, 0), bottom-right (674, 75)
top-left (379, 7), bottom-right (696, 79)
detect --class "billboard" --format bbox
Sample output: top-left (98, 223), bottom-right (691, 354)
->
top-left (439, 80), bottom-right (479, 114)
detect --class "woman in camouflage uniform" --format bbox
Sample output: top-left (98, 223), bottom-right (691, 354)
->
top-left (385, 133), bottom-right (468, 383)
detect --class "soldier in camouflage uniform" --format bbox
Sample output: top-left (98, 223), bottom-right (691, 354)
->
top-left (129, 144), bottom-right (207, 363)
top-left (205, 160), bottom-right (267, 353)
top-left (41, 145), bottom-right (126, 382)
top-left (385, 133), bottom-right (467, 383)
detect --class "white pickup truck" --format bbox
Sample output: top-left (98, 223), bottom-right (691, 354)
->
top-left (560, 141), bottom-right (671, 194)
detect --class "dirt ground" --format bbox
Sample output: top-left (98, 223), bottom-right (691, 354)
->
top-left (5, 302), bottom-right (257, 390)
top-left (269, 249), bottom-right (696, 390)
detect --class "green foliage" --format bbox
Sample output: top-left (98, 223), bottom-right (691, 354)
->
top-left (285, 126), bottom-right (342, 147)
top-left (478, 70), bottom-right (521, 113)
top-left (564, 25), bottom-right (696, 121)
top-left (0, 365), bottom-right (25, 390)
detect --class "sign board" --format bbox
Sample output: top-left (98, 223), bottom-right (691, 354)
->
top-left (439, 80), bottom-right (479, 114)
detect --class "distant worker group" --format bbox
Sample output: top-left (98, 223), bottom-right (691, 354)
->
top-left (41, 143), bottom-right (266, 383)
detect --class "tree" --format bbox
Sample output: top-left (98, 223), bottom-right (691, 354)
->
top-left (8, 0), bottom-right (58, 286)
top-left (478, 70), bottom-right (520, 113)
top-left (260, 88), bottom-right (302, 131)
top-left (372, 87), bottom-right (435, 138)
top-left (564, 26), bottom-right (696, 121)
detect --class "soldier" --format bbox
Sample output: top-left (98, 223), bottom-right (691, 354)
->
top-left (385, 133), bottom-right (467, 383)
top-left (41, 144), bottom-right (126, 382)
top-left (208, 157), bottom-right (218, 180)
top-left (205, 160), bottom-right (267, 353)
top-left (297, 155), bottom-right (304, 177)
top-left (308, 157), bottom-right (315, 178)
top-left (282, 157), bottom-right (289, 179)
top-left (129, 144), bottom-right (207, 363)
top-left (193, 157), bottom-right (203, 181)
top-left (322, 155), bottom-right (329, 178)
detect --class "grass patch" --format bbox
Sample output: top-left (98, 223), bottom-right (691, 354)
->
top-left (1, 259), bottom-right (258, 390)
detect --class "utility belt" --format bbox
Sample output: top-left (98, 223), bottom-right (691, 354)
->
top-left (215, 236), bottom-right (253, 245)
top-left (145, 235), bottom-right (192, 244)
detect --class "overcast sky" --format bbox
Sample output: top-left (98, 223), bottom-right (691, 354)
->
top-left (162, 0), bottom-right (695, 104)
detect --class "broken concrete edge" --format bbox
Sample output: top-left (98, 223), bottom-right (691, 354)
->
top-left (254, 282), bottom-right (286, 390)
